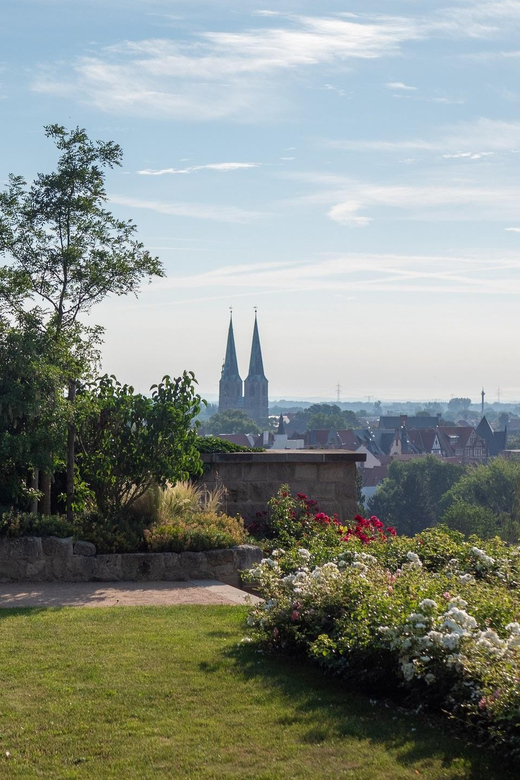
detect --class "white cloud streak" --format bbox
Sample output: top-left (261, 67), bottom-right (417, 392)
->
top-left (154, 251), bottom-right (520, 296)
top-left (109, 194), bottom-right (265, 223)
top-left (328, 118), bottom-right (520, 155)
top-left (136, 162), bottom-right (261, 175)
top-left (386, 81), bottom-right (417, 91)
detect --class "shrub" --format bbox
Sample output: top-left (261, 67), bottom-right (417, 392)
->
top-left (251, 485), bottom-right (395, 569)
top-left (144, 511), bottom-right (246, 552)
top-left (244, 529), bottom-right (520, 760)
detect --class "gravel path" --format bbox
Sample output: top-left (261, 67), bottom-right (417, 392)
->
top-left (0, 580), bottom-right (262, 608)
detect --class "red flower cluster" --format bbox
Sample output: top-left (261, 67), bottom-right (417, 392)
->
top-left (341, 514), bottom-right (397, 545)
top-left (295, 491), bottom-right (397, 545)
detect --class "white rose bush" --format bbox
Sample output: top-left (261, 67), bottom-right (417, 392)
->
top-left (245, 494), bottom-right (520, 760)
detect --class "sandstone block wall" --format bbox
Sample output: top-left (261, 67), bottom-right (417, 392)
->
top-left (201, 450), bottom-right (365, 524)
top-left (0, 538), bottom-right (263, 588)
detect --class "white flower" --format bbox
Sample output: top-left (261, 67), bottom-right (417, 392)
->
top-left (246, 615), bottom-right (255, 626)
top-left (424, 673), bottom-right (436, 684)
top-left (297, 548), bottom-right (311, 561)
top-left (271, 548), bottom-right (285, 558)
top-left (419, 599), bottom-right (438, 612)
top-left (458, 573), bottom-right (474, 584)
top-left (449, 596), bottom-right (468, 609)
top-left (426, 630), bottom-right (444, 646)
top-left (406, 552), bottom-right (422, 566)
top-left (442, 633), bottom-right (461, 650)
top-left (506, 622), bottom-right (520, 634)
top-left (401, 662), bottom-right (416, 681)
top-left (471, 547), bottom-right (495, 566)
top-left (264, 558), bottom-right (277, 569)
top-left (241, 637), bottom-right (253, 643)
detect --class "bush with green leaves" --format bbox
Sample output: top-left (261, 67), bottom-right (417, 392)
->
top-left (76, 373), bottom-right (203, 519)
top-left (244, 527), bottom-right (520, 760)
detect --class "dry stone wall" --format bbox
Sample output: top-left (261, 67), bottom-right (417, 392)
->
top-left (201, 449), bottom-right (365, 524)
top-left (0, 537), bottom-right (262, 588)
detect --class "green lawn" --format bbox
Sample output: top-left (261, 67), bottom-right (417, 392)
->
top-left (0, 606), bottom-right (514, 779)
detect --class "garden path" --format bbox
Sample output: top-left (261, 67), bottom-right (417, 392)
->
top-left (0, 580), bottom-right (262, 608)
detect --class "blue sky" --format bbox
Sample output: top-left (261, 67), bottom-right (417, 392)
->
top-left (2, 0), bottom-right (520, 402)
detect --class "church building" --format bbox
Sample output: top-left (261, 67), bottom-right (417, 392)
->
top-left (218, 311), bottom-right (268, 425)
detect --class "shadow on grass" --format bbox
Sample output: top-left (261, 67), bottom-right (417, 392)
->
top-left (225, 641), bottom-right (515, 780)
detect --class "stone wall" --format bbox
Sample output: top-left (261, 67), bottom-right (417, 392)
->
top-left (0, 537), bottom-right (263, 588)
top-left (201, 449), bottom-right (366, 524)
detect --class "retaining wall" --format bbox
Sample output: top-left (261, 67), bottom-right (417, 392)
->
top-left (201, 449), bottom-right (366, 524)
top-left (0, 537), bottom-right (263, 588)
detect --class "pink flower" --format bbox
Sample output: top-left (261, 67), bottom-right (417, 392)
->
top-left (443, 592), bottom-right (451, 600)
top-left (291, 610), bottom-right (299, 621)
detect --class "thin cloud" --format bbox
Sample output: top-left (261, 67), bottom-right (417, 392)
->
top-left (136, 162), bottom-right (262, 175)
top-left (505, 227), bottom-right (520, 232)
top-left (386, 81), bottom-right (417, 91)
top-left (31, 14), bottom-right (420, 120)
top-left (109, 195), bottom-right (265, 224)
top-left (327, 118), bottom-right (520, 155)
top-left (155, 251), bottom-right (520, 296)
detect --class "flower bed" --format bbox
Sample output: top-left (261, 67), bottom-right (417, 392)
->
top-left (245, 494), bottom-right (520, 760)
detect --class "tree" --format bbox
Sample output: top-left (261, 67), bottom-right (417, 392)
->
top-left (439, 457), bottom-right (520, 542)
top-left (76, 373), bottom-right (202, 519)
top-left (0, 125), bottom-right (163, 519)
top-left (0, 313), bottom-right (68, 509)
top-left (368, 456), bottom-right (465, 536)
top-left (448, 397), bottom-right (472, 414)
top-left (290, 404), bottom-right (359, 433)
top-left (206, 410), bottom-right (261, 435)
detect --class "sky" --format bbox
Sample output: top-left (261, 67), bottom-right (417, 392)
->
top-left (2, 0), bottom-right (520, 403)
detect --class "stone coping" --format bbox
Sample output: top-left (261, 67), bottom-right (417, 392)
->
top-left (202, 449), bottom-right (366, 464)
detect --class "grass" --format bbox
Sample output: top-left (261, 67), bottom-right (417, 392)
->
top-left (0, 605), bottom-right (515, 780)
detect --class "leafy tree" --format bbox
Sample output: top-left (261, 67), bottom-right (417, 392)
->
top-left (448, 397), bottom-right (472, 413)
top-left (205, 409), bottom-right (261, 435)
top-left (291, 404), bottom-right (359, 433)
top-left (439, 457), bottom-right (520, 542)
top-left (76, 373), bottom-right (202, 519)
top-left (0, 314), bottom-right (68, 509)
top-left (499, 412), bottom-right (510, 427)
top-left (0, 125), bottom-right (163, 518)
top-left (368, 456), bottom-right (465, 536)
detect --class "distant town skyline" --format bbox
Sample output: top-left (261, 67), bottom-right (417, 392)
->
top-left (2, 1), bottom-right (520, 401)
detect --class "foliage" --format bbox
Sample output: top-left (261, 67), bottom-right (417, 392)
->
top-left (250, 485), bottom-right (395, 570)
top-left (0, 316), bottom-right (69, 507)
top-left (368, 456), bottom-right (465, 535)
top-left (290, 403), bottom-right (359, 433)
top-left (205, 409), bottom-right (261, 435)
top-left (439, 457), bottom-right (520, 542)
top-left (448, 398), bottom-right (472, 413)
top-left (0, 509), bottom-right (76, 539)
top-left (145, 511), bottom-right (246, 552)
top-left (143, 480), bottom-right (246, 552)
top-left (75, 373), bottom-right (203, 519)
top-left (245, 527), bottom-right (520, 760)
top-left (195, 435), bottom-right (256, 453)
top-left (0, 124), bottom-right (162, 336)
top-left (0, 124), bottom-right (164, 518)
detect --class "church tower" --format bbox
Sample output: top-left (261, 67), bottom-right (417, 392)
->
top-left (243, 310), bottom-right (269, 424)
top-left (218, 311), bottom-right (243, 413)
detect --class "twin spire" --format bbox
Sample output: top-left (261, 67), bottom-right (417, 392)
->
top-left (219, 309), bottom-right (269, 424)
top-left (221, 309), bottom-right (266, 383)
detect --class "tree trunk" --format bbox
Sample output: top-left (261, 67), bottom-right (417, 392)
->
top-left (30, 469), bottom-right (39, 514)
top-left (40, 472), bottom-right (51, 515)
top-left (66, 380), bottom-right (77, 523)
